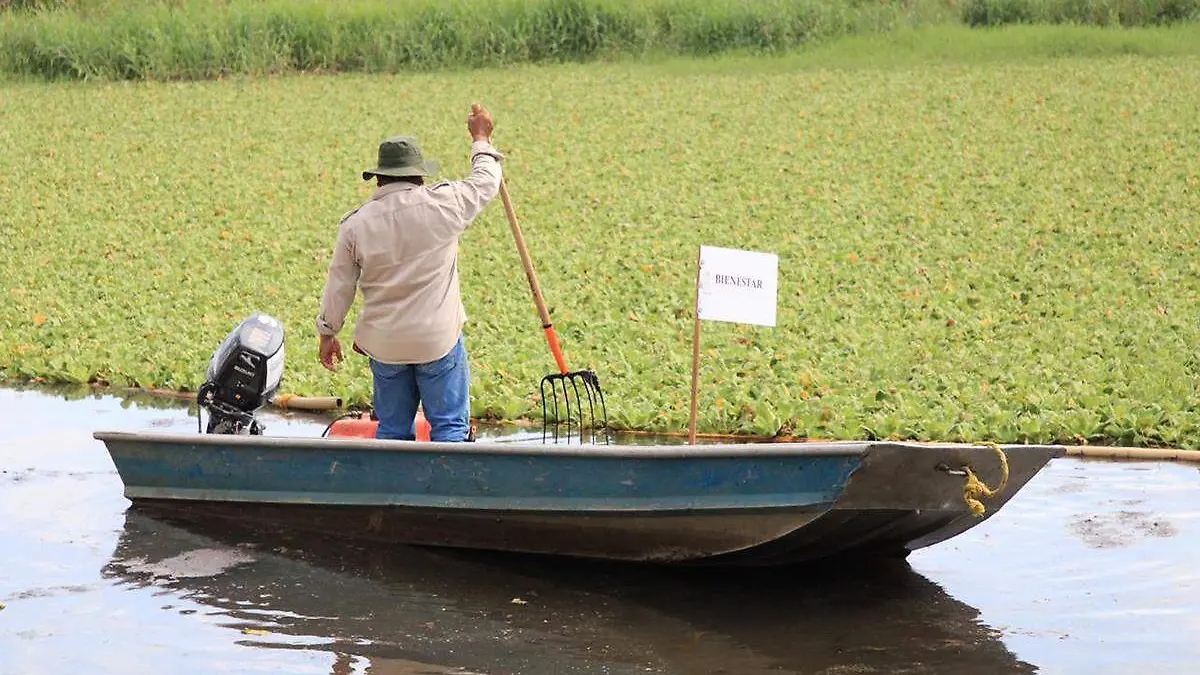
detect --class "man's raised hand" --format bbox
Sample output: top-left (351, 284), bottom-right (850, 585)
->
top-left (468, 102), bottom-right (493, 142)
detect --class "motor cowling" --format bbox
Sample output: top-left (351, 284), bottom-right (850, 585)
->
top-left (197, 313), bottom-right (285, 435)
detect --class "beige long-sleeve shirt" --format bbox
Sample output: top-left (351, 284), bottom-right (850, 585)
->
top-left (316, 140), bottom-right (503, 364)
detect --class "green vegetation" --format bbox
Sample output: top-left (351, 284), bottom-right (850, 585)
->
top-left (1, 0), bottom-right (1198, 81)
top-left (963, 0), bottom-right (1200, 27)
top-left (0, 0), bottom-right (943, 81)
top-left (3, 34), bottom-right (1199, 445)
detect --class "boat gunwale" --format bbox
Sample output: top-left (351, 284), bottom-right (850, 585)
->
top-left (93, 430), bottom-right (872, 458)
top-left (92, 430), bottom-right (1063, 460)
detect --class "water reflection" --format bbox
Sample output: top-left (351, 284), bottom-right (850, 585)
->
top-left (4, 381), bottom-right (203, 412)
top-left (104, 509), bottom-right (1034, 675)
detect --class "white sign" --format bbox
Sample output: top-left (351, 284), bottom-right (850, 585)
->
top-left (697, 245), bottom-right (778, 327)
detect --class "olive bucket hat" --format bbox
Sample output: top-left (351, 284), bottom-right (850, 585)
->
top-left (362, 135), bottom-right (439, 180)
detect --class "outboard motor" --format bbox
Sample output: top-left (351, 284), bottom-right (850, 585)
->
top-left (196, 313), bottom-right (285, 435)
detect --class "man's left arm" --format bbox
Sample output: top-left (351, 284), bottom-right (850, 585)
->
top-left (315, 223), bottom-right (359, 370)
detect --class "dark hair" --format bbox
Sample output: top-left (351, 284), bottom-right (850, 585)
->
top-left (378, 175), bottom-right (424, 186)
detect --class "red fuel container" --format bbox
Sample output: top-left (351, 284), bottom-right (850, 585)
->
top-left (328, 410), bottom-right (431, 442)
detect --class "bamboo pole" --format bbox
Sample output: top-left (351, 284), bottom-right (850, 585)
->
top-left (116, 387), bottom-right (345, 412)
top-left (1065, 446), bottom-right (1200, 463)
top-left (142, 389), bottom-right (345, 412)
top-left (33, 381), bottom-right (1200, 459)
top-left (272, 394), bottom-right (343, 411)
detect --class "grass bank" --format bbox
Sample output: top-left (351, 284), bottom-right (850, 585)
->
top-left (963, 0), bottom-right (1200, 26)
top-left (2, 40), bottom-right (1199, 445)
top-left (658, 22), bottom-right (1200, 73)
top-left (2, 0), bottom-right (1199, 81)
top-left (0, 0), bottom-right (943, 80)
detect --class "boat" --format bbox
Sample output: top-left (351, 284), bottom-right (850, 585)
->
top-left (92, 312), bottom-right (1063, 566)
top-left (93, 430), bottom-right (1062, 565)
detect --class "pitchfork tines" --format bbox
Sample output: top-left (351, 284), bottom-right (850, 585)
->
top-left (541, 366), bottom-right (608, 445)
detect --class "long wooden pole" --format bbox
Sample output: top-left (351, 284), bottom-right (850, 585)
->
top-left (1065, 446), bottom-right (1200, 462)
top-left (688, 246), bottom-right (703, 446)
top-left (498, 179), bottom-right (570, 375)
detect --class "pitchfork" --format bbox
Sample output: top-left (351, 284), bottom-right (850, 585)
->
top-left (498, 179), bottom-right (608, 444)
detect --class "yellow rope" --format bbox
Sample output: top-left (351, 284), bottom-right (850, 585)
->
top-left (962, 443), bottom-right (1010, 517)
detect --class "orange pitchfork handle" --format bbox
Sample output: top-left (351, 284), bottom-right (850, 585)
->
top-left (498, 179), bottom-right (570, 375)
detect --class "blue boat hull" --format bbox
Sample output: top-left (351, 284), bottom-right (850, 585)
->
top-left (93, 432), bottom-right (1062, 565)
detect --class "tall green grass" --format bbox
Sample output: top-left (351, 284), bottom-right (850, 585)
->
top-left (658, 23), bottom-right (1200, 73)
top-left (0, 0), bottom-right (947, 80)
top-left (2, 0), bottom-right (1197, 81)
top-left (962, 0), bottom-right (1200, 26)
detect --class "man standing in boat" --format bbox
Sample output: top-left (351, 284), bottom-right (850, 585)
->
top-left (315, 103), bottom-right (503, 442)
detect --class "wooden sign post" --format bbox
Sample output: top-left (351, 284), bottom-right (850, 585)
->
top-left (688, 247), bottom-right (704, 445)
top-left (688, 245), bottom-right (779, 445)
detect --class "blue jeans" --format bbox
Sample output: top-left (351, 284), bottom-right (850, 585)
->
top-left (370, 335), bottom-right (471, 442)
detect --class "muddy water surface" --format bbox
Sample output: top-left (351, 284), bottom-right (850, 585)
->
top-left (1, 387), bottom-right (1198, 674)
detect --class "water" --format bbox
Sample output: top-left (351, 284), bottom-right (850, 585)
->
top-left (1, 386), bottom-right (1197, 674)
